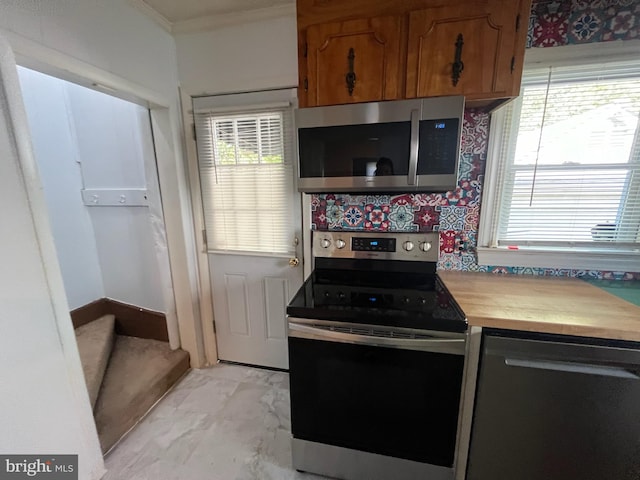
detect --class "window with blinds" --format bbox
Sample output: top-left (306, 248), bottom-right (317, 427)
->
top-left (490, 58), bottom-right (640, 251)
top-left (194, 99), bottom-right (295, 255)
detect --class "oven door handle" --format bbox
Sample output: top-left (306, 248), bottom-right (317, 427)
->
top-left (288, 321), bottom-right (465, 355)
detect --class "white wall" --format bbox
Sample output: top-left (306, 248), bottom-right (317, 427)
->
top-left (0, 0), bottom-right (179, 99)
top-left (175, 14), bottom-right (298, 95)
top-left (66, 83), bottom-right (166, 311)
top-left (0, 39), bottom-right (104, 480)
top-left (18, 67), bottom-right (105, 310)
top-left (19, 68), bottom-right (168, 312)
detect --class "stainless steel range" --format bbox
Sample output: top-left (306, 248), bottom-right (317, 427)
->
top-left (286, 231), bottom-right (467, 480)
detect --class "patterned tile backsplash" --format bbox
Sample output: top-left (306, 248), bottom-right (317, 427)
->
top-left (310, 3), bottom-right (640, 279)
top-left (528, 0), bottom-right (639, 47)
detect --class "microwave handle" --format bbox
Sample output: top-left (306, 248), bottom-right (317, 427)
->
top-left (408, 109), bottom-right (420, 185)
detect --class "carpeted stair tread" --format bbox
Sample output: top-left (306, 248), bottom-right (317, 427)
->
top-left (93, 335), bottom-right (189, 453)
top-left (75, 314), bottom-right (116, 409)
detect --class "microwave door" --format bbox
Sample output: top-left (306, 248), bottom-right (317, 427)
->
top-left (297, 125), bottom-right (413, 192)
top-left (295, 97), bottom-right (463, 193)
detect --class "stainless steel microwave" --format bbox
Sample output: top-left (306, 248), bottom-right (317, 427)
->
top-left (295, 96), bottom-right (465, 193)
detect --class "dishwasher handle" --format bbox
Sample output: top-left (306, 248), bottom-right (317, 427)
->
top-left (504, 357), bottom-right (640, 379)
top-left (484, 335), bottom-right (640, 367)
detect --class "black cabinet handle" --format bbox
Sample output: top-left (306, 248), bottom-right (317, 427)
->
top-left (452, 33), bottom-right (464, 87)
top-left (346, 47), bottom-right (356, 96)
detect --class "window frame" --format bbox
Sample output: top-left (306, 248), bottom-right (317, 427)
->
top-left (478, 41), bottom-right (640, 271)
top-left (192, 88), bottom-right (299, 257)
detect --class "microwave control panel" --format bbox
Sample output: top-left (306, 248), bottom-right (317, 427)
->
top-left (418, 118), bottom-right (460, 175)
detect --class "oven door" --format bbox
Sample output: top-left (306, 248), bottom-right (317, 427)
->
top-left (288, 318), bottom-right (465, 467)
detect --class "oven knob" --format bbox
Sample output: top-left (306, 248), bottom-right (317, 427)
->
top-left (403, 241), bottom-right (415, 252)
top-left (403, 296), bottom-right (411, 304)
top-left (335, 239), bottom-right (346, 249)
top-left (418, 297), bottom-right (427, 305)
top-left (321, 238), bottom-right (331, 249)
top-left (324, 291), bottom-right (331, 298)
top-left (419, 241), bottom-right (432, 252)
top-left (337, 292), bottom-right (346, 300)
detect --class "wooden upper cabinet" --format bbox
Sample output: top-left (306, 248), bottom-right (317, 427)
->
top-left (296, 0), bottom-right (531, 109)
top-left (406, 1), bottom-right (527, 104)
top-left (303, 16), bottom-right (403, 107)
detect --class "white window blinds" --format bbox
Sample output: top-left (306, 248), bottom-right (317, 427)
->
top-left (491, 59), bottom-right (640, 250)
top-left (194, 94), bottom-right (296, 255)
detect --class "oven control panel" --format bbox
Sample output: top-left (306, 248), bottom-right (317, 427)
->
top-left (352, 237), bottom-right (396, 252)
top-left (313, 231), bottom-right (438, 262)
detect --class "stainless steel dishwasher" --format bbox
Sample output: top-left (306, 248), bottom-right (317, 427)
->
top-left (467, 331), bottom-right (640, 480)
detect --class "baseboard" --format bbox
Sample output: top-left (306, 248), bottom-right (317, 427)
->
top-left (70, 299), bottom-right (110, 329)
top-left (107, 299), bottom-right (169, 342)
top-left (70, 298), bottom-right (169, 342)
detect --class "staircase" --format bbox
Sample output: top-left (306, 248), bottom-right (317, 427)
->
top-left (74, 311), bottom-right (189, 453)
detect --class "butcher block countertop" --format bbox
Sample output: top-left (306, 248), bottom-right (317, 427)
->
top-left (438, 271), bottom-right (640, 342)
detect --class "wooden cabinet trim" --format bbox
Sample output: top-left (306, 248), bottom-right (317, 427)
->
top-left (315, 29), bottom-right (390, 51)
top-left (297, 0), bottom-right (464, 29)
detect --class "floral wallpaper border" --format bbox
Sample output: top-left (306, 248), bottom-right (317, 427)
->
top-left (528, 0), bottom-right (639, 48)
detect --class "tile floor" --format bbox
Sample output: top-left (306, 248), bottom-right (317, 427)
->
top-left (103, 363), bottom-right (327, 480)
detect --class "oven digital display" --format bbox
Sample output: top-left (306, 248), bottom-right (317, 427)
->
top-left (352, 238), bottom-right (396, 252)
top-left (352, 292), bottom-right (393, 307)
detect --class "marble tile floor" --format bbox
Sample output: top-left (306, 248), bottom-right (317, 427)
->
top-left (103, 363), bottom-right (328, 480)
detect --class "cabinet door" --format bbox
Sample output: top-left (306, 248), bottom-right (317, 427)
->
top-left (304, 16), bottom-right (403, 107)
top-left (406, 1), bottom-right (525, 103)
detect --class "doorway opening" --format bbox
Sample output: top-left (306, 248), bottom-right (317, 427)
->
top-left (17, 66), bottom-right (188, 453)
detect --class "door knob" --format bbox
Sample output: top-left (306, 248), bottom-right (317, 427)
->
top-left (289, 257), bottom-right (300, 267)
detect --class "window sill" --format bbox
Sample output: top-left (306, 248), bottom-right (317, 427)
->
top-left (476, 247), bottom-right (640, 272)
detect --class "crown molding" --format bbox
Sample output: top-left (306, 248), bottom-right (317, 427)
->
top-left (172, 3), bottom-right (296, 34)
top-left (127, 0), bottom-right (173, 33)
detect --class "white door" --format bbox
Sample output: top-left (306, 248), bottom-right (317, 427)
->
top-left (193, 89), bottom-right (303, 369)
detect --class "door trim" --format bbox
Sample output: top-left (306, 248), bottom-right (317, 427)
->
top-left (180, 87), bottom-right (219, 366)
